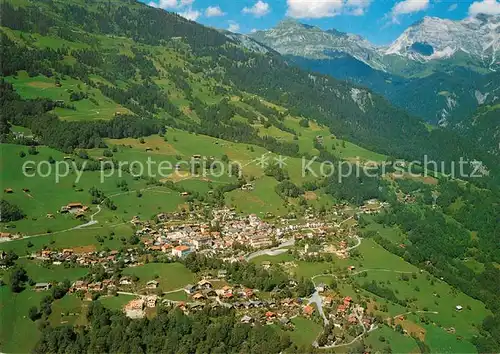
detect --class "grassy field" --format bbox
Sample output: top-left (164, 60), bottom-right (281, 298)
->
top-left (122, 263), bottom-right (196, 292)
top-left (288, 317), bottom-right (322, 348)
top-left (0, 286), bottom-right (46, 353)
top-left (17, 259), bottom-right (88, 283)
top-left (163, 290), bottom-right (189, 302)
top-left (364, 324), bottom-right (418, 353)
top-left (49, 294), bottom-right (86, 328)
top-left (5, 71), bottom-right (130, 121)
top-left (0, 223), bottom-right (135, 254)
top-left (99, 294), bottom-right (137, 311)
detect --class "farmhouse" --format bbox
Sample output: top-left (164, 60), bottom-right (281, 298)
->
top-left (197, 279), bottom-right (213, 289)
top-left (119, 276), bottom-right (133, 285)
top-left (184, 284), bottom-right (197, 294)
top-left (146, 280), bottom-right (159, 289)
top-left (34, 283), bottom-right (52, 291)
top-left (4, 188), bottom-right (13, 194)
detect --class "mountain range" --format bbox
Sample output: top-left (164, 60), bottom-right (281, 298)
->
top-left (249, 16), bottom-right (500, 125)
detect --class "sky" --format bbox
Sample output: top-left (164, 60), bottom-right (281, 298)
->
top-left (143, 0), bottom-right (500, 44)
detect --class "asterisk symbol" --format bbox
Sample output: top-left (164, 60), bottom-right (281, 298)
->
top-left (255, 154), bottom-right (270, 169)
top-left (274, 155), bottom-right (288, 168)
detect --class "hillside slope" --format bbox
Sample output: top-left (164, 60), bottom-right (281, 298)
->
top-left (0, 0), bottom-right (497, 176)
top-left (249, 19), bottom-right (500, 125)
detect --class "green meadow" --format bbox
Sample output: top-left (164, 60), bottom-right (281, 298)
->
top-left (5, 71), bottom-right (130, 121)
top-left (122, 263), bottom-right (196, 292)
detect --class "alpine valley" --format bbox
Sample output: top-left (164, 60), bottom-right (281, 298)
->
top-left (1, 1), bottom-right (500, 353)
top-left (249, 16), bottom-right (500, 127)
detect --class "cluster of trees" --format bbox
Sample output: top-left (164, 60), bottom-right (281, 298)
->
top-left (34, 301), bottom-right (298, 353)
top-left (325, 167), bottom-right (389, 206)
top-left (0, 199), bottom-right (26, 222)
top-left (275, 180), bottom-right (304, 199)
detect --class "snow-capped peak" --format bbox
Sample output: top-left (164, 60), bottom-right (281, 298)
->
top-left (385, 15), bottom-right (500, 70)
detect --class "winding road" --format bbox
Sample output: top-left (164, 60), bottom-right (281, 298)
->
top-left (245, 238), bottom-right (295, 261)
top-left (1, 187), bottom-right (171, 242)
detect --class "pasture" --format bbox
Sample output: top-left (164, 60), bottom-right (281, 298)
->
top-left (288, 317), bottom-right (323, 348)
top-left (0, 286), bottom-right (45, 353)
top-left (5, 71), bottom-right (130, 121)
top-left (122, 263), bottom-right (196, 292)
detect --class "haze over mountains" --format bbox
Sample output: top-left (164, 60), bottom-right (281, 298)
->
top-left (249, 15), bottom-right (500, 126)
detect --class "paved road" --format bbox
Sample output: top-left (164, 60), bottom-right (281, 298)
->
top-left (245, 238), bottom-right (295, 261)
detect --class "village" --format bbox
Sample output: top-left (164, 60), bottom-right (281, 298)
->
top-left (10, 203), bottom-right (390, 348)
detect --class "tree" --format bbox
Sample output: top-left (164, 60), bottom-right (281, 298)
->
top-left (26, 145), bottom-right (38, 156)
top-left (0, 199), bottom-right (25, 222)
top-left (19, 151), bottom-right (26, 158)
top-left (9, 266), bottom-right (28, 293)
top-left (28, 306), bottom-right (40, 321)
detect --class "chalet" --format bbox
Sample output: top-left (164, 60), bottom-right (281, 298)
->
top-left (67, 202), bottom-right (83, 209)
top-left (303, 305), bottom-right (314, 317)
top-left (4, 188), bottom-right (13, 194)
top-left (265, 311), bottom-right (276, 322)
top-left (280, 317), bottom-right (291, 326)
top-left (337, 304), bottom-right (347, 313)
top-left (34, 283), bottom-right (52, 291)
top-left (455, 305), bottom-right (463, 311)
top-left (161, 244), bottom-right (173, 253)
top-left (63, 156), bottom-right (74, 161)
top-left (192, 154), bottom-right (202, 160)
top-left (145, 148), bottom-right (153, 152)
top-left (184, 284), bottom-right (197, 294)
top-left (240, 315), bottom-right (253, 324)
top-left (192, 293), bottom-right (206, 301)
top-left (119, 276), bottom-right (133, 285)
top-left (241, 183), bottom-right (254, 191)
top-left (146, 280), bottom-right (159, 289)
top-left (197, 279), bottom-right (213, 289)
top-left (323, 296), bottom-right (334, 306)
top-left (203, 289), bottom-right (217, 298)
top-left (46, 214), bottom-right (55, 219)
top-left (102, 279), bottom-right (115, 289)
top-left (343, 296), bottom-right (353, 306)
top-left (71, 280), bottom-right (88, 292)
top-left (316, 283), bottom-right (327, 293)
top-left (88, 282), bottom-right (103, 292)
top-left (62, 249), bottom-right (74, 256)
top-left (22, 188), bottom-right (30, 193)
